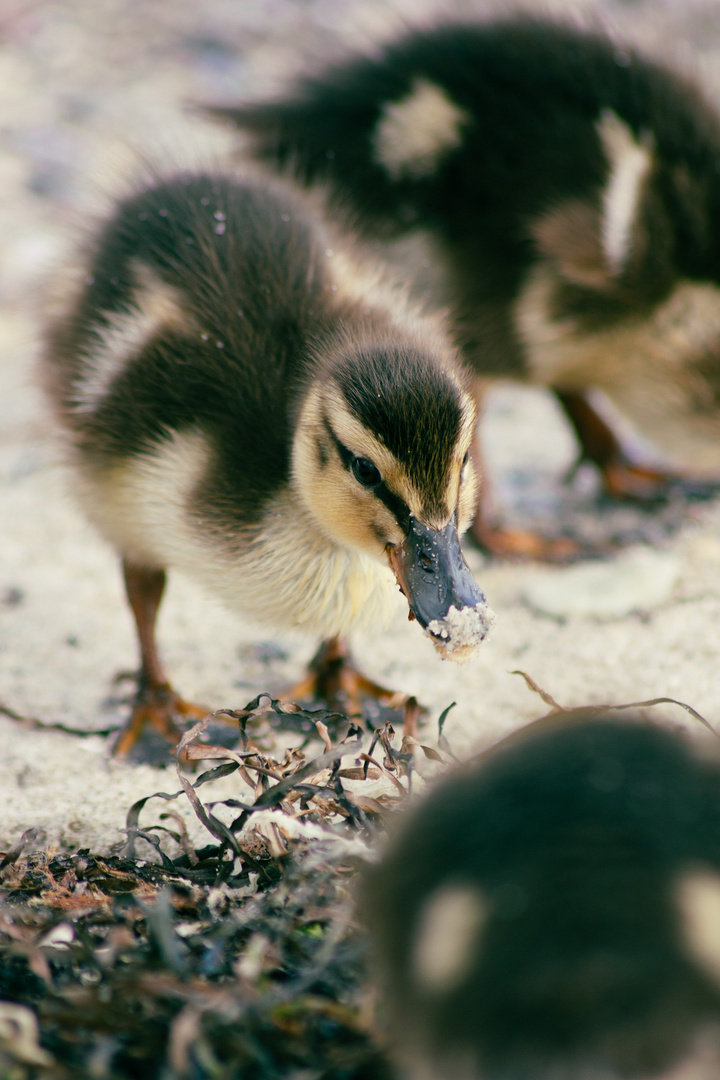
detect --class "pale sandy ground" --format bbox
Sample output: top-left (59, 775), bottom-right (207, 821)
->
top-left (4, 0), bottom-right (720, 858)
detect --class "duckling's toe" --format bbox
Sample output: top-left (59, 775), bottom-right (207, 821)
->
top-left (113, 682), bottom-right (209, 764)
top-left (601, 460), bottom-right (720, 503)
top-left (282, 636), bottom-right (407, 720)
top-left (471, 520), bottom-right (581, 563)
top-left (558, 391), bottom-right (720, 503)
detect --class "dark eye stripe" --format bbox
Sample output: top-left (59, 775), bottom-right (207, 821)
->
top-left (322, 413), bottom-right (353, 469)
top-left (316, 438), bottom-right (329, 468)
top-left (375, 482), bottom-right (410, 534)
top-left (321, 413), bottom-right (410, 533)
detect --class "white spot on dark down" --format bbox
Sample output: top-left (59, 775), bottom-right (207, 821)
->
top-left (677, 870), bottom-right (720, 985)
top-left (71, 262), bottom-right (190, 414)
top-left (597, 109), bottom-right (653, 274)
top-left (413, 884), bottom-right (487, 993)
top-left (373, 78), bottom-right (471, 181)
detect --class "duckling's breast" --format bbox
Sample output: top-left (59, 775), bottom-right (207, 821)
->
top-left (218, 488), bottom-right (403, 636)
top-left (74, 434), bottom-right (400, 636)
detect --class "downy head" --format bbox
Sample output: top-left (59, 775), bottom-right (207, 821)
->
top-left (292, 326), bottom-right (494, 659)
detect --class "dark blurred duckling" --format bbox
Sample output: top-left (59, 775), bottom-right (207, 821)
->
top-left (362, 713), bottom-right (720, 1080)
top-left (43, 171), bottom-right (493, 758)
top-left (209, 17), bottom-right (720, 558)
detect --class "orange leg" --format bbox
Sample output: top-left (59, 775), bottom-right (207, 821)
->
top-left (113, 560), bottom-right (208, 759)
top-left (557, 391), bottom-right (720, 501)
top-left (469, 394), bottom-right (579, 562)
top-left (282, 636), bottom-right (404, 717)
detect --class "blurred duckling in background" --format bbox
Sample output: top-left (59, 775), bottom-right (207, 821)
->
top-left (43, 171), bottom-right (493, 758)
top-left (210, 17), bottom-right (720, 557)
top-left (362, 713), bottom-right (720, 1080)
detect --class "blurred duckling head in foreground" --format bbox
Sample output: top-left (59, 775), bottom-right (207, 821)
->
top-left (362, 714), bottom-right (720, 1080)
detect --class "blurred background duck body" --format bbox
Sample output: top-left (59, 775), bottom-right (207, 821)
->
top-left (213, 17), bottom-right (720, 555)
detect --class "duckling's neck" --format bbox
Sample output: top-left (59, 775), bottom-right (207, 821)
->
top-left (211, 487), bottom-right (402, 637)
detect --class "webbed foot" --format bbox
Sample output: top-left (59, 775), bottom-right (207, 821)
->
top-left (471, 519), bottom-right (581, 563)
top-left (600, 459), bottom-right (720, 503)
top-left (113, 679), bottom-right (209, 764)
top-left (282, 636), bottom-right (407, 718)
top-left (557, 390), bottom-right (720, 504)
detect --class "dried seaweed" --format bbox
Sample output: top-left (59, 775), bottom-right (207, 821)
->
top-left (3, 678), bottom-right (710, 1078)
top-left (0, 693), bottom-right (422, 1079)
top-left (511, 670), bottom-right (720, 739)
top-left (0, 700), bottom-right (119, 739)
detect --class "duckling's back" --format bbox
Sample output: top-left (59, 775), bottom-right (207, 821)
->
top-left (46, 174), bottom-right (330, 522)
top-left (213, 19), bottom-right (720, 469)
top-left (218, 18), bottom-right (720, 276)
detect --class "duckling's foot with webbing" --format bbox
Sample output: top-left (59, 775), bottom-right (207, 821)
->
top-left (557, 391), bottom-right (720, 503)
top-left (281, 636), bottom-right (408, 719)
top-left (113, 681), bottom-right (210, 763)
top-left (468, 428), bottom-right (582, 563)
top-left (112, 561), bottom-right (210, 763)
top-left (471, 516), bottom-right (581, 562)
top-left (470, 387), bottom-right (720, 564)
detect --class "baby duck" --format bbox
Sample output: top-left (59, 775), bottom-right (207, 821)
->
top-left (362, 713), bottom-right (720, 1080)
top-left (43, 171), bottom-right (492, 757)
top-left (210, 17), bottom-right (720, 556)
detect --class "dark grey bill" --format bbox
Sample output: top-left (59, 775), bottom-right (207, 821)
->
top-left (387, 516), bottom-right (490, 641)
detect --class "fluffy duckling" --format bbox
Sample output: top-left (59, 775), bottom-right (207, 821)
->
top-left (362, 713), bottom-right (720, 1080)
top-left (210, 17), bottom-right (720, 556)
top-left (43, 171), bottom-right (493, 757)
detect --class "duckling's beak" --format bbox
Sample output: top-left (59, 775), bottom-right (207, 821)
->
top-left (387, 517), bottom-right (495, 663)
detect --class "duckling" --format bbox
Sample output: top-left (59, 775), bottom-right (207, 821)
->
top-left (361, 713), bottom-right (720, 1080)
top-left (209, 17), bottom-right (720, 557)
top-left (43, 170), bottom-right (493, 758)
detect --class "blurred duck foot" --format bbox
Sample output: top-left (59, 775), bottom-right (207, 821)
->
top-left (282, 635), bottom-right (409, 721)
top-left (113, 679), bottom-right (210, 765)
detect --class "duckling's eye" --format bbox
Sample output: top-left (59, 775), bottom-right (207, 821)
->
top-left (351, 456), bottom-right (381, 488)
top-left (462, 451), bottom-right (469, 468)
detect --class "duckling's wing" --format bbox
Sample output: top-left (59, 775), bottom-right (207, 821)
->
top-left (49, 174), bottom-right (329, 523)
top-left (208, 19), bottom-right (719, 234)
